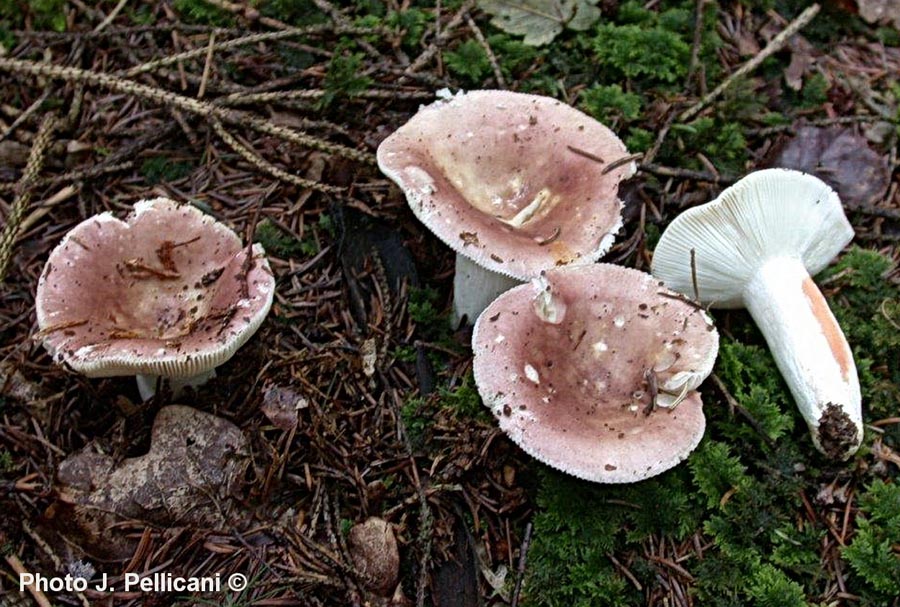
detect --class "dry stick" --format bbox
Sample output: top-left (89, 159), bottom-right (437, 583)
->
top-left (217, 88), bottom-right (435, 106)
top-left (210, 118), bottom-right (344, 194)
top-left (197, 32), bottom-right (216, 99)
top-left (0, 57), bottom-right (373, 164)
top-left (92, 0), bottom-right (128, 32)
top-left (685, 0), bottom-right (707, 90)
top-left (0, 114), bottom-right (58, 283)
top-left (0, 89), bottom-right (50, 143)
top-left (690, 248), bottom-right (701, 303)
top-left (680, 3), bottom-right (820, 122)
top-left (638, 162), bottom-right (735, 185)
top-left (122, 25), bottom-right (378, 77)
top-left (510, 521), bottom-right (534, 607)
top-left (312, 0), bottom-right (383, 60)
top-left (5, 553), bottom-right (53, 607)
top-left (465, 14), bottom-right (506, 88)
top-left (0, 161), bottom-right (133, 194)
top-left (402, 0), bottom-right (476, 79)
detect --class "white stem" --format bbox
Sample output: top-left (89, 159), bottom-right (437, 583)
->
top-left (136, 369), bottom-right (217, 401)
top-left (743, 257), bottom-right (862, 459)
top-left (453, 255), bottom-right (521, 326)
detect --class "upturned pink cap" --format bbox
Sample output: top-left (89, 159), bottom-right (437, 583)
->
top-left (36, 198), bottom-right (275, 378)
top-left (377, 90), bottom-right (634, 280)
top-left (472, 264), bottom-right (719, 483)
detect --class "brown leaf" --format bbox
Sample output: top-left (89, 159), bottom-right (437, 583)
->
top-left (261, 384), bottom-right (307, 431)
top-left (770, 126), bottom-right (891, 207)
top-left (858, 0), bottom-right (900, 29)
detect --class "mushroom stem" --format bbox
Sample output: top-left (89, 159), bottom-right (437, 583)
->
top-left (452, 254), bottom-right (521, 326)
top-left (136, 370), bottom-right (217, 401)
top-left (742, 257), bottom-right (862, 458)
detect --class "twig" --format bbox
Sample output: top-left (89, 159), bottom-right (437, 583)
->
top-left (686, 0), bottom-right (707, 90)
top-left (312, 0), bottom-right (383, 60)
top-left (690, 248), bottom-right (701, 302)
top-left (510, 522), bottom-right (533, 607)
top-left (0, 113), bottom-right (58, 282)
top-left (0, 89), bottom-right (50, 143)
top-left (0, 57), bottom-right (373, 164)
top-left (92, 0), bottom-right (128, 33)
top-left (121, 25), bottom-right (379, 78)
top-left (5, 553), bottom-right (53, 607)
top-left (210, 118), bottom-right (343, 194)
top-left (602, 153), bottom-right (643, 175)
top-left (639, 162), bottom-right (736, 185)
top-left (710, 373), bottom-right (776, 448)
top-left (402, 0), bottom-right (476, 80)
top-left (465, 14), bottom-right (506, 88)
top-left (679, 3), bottom-right (820, 122)
top-left (197, 32), bottom-right (216, 99)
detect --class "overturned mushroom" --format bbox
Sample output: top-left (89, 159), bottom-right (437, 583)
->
top-left (377, 90), bottom-right (634, 324)
top-left (36, 198), bottom-right (274, 399)
top-left (651, 168), bottom-right (862, 459)
top-left (472, 265), bottom-right (719, 483)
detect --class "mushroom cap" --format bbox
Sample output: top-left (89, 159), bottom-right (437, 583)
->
top-left (651, 168), bottom-right (854, 308)
top-left (36, 198), bottom-right (275, 378)
top-left (377, 90), bottom-right (634, 280)
top-left (472, 264), bottom-right (719, 483)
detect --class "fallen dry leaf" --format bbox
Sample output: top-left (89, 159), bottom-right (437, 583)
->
top-left (52, 405), bottom-right (249, 557)
top-left (858, 0), bottom-right (900, 29)
top-left (770, 125), bottom-right (890, 207)
top-left (349, 517), bottom-right (400, 596)
top-left (261, 384), bottom-right (307, 431)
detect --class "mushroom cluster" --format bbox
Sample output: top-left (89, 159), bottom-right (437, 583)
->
top-left (36, 198), bottom-right (274, 399)
top-left (377, 89), bottom-right (635, 324)
top-left (473, 265), bottom-right (719, 483)
top-left (652, 168), bottom-right (862, 459)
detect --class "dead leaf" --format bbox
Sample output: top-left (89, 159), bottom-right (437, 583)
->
top-left (52, 406), bottom-right (249, 557)
top-left (478, 0), bottom-right (601, 46)
top-left (349, 518), bottom-right (400, 596)
top-left (770, 125), bottom-right (891, 207)
top-left (261, 384), bottom-right (307, 430)
top-left (858, 0), bottom-right (900, 29)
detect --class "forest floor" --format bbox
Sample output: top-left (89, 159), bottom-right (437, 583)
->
top-left (1, 0), bottom-right (899, 606)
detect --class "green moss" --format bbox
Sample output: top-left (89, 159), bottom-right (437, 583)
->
top-left (819, 248), bottom-right (900, 419)
top-left (842, 481), bottom-right (900, 598)
top-left (626, 127), bottom-right (653, 154)
top-left (140, 157), bottom-right (193, 185)
top-left (257, 0), bottom-right (326, 26)
top-left (714, 340), bottom-right (795, 444)
top-left (386, 8), bottom-right (430, 49)
top-left (580, 84), bottom-right (642, 123)
top-left (316, 51), bottom-right (373, 109)
top-left (0, 449), bottom-right (13, 473)
top-left (254, 217), bottom-right (326, 258)
top-left (592, 22), bottom-right (690, 84)
top-left (0, 0), bottom-right (67, 31)
top-left (172, 0), bottom-right (234, 26)
top-left (437, 373), bottom-right (488, 421)
top-left (444, 39), bottom-right (491, 84)
top-left (746, 563), bottom-right (808, 607)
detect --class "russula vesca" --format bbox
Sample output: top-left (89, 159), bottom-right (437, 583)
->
top-left (651, 168), bottom-right (862, 459)
top-left (35, 197), bottom-right (274, 399)
top-left (377, 90), bottom-right (635, 324)
top-left (472, 264), bottom-right (719, 483)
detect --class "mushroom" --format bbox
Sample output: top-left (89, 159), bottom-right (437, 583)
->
top-left (377, 90), bottom-right (635, 324)
top-left (472, 264), bottom-right (719, 483)
top-left (35, 197), bottom-right (275, 399)
top-left (651, 168), bottom-right (862, 459)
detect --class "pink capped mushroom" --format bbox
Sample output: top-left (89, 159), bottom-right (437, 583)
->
top-left (35, 197), bottom-right (275, 399)
top-left (377, 90), bottom-right (635, 324)
top-left (472, 265), bottom-right (719, 483)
